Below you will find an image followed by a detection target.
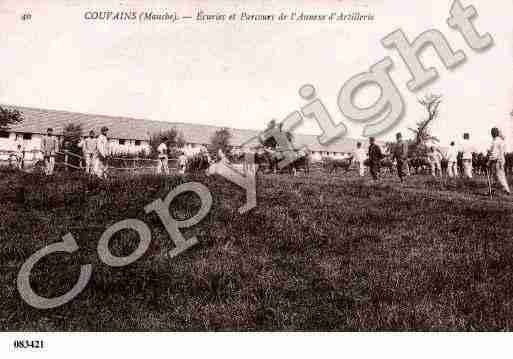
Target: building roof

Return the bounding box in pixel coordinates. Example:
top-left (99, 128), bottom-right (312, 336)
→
top-left (2, 105), bottom-right (374, 153)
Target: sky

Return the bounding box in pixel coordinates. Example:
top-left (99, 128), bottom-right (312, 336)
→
top-left (0, 0), bottom-right (512, 151)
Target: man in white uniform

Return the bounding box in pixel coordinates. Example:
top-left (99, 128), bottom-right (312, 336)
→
top-left (460, 133), bottom-right (476, 178)
top-left (79, 130), bottom-right (97, 174)
top-left (156, 137), bottom-right (169, 175)
top-left (178, 151), bottom-right (187, 175)
top-left (488, 127), bottom-right (510, 194)
top-left (14, 144), bottom-right (24, 170)
top-left (428, 147), bottom-right (443, 177)
top-left (353, 142), bottom-right (367, 177)
top-left (218, 148), bottom-right (229, 164)
top-left (446, 141), bottom-right (458, 178)
top-left (41, 127), bottom-right (59, 175)
top-left (95, 127), bottom-right (110, 179)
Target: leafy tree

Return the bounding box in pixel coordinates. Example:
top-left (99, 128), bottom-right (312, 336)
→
top-left (209, 127), bottom-right (232, 159)
top-left (63, 123), bottom-right (82, 153)
top-left (0, 106), bottom-right (22, 131)
top-left (63, 123), bottom-right (83, 168)
top-left (261, 119), bottom-right (294, 149)
top-left (149, 128), bottom-right (185, 158)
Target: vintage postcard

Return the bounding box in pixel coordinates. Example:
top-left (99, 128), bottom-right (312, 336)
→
top-left (1, 0), bottom-right (512, 357)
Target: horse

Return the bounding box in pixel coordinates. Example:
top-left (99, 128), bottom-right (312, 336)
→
top-left (408, 157), bottom-right (431, 175)
top-left (380, 156), bottom-right (395, 175)
top-left (323, 156), bottom-right (353, 174)
top-left (260, 148), bottom-right (310, 176)
top-left (472, 152), bottom-right (488, 176)
top-left (184, 152), bottom-right (211, 173)
top-left (505, 152), bottom-right (513, 175)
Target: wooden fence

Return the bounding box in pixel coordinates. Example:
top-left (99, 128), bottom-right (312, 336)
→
top-left (0, 149), bottom-right (179, 175)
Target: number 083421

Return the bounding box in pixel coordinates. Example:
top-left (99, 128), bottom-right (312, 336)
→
top-left (13, 340), bottom-right (44, 349)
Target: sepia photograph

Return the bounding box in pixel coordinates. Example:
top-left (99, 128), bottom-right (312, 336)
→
top-left (1, 0), bottom-right (513, 357)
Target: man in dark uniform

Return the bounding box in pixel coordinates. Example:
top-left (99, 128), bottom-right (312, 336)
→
top-left (368, 137), bottom-right (383, 181)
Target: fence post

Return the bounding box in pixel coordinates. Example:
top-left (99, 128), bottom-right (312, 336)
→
top-left (64, 150), bottom-right (69, 172)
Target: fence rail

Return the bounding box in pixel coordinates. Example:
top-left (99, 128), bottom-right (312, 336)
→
top-left (0, 149), bottom-right (180, 174)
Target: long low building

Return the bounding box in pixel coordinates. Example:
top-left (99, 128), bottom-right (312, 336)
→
top-left (0, 105), bottom-right (372, 162)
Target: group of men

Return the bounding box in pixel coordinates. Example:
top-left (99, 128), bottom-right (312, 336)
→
top-left (77, 127), bottom-right (110, 178)
top-left (42, 129), bottom-right (198, 177)
top-left (38, 126), bottom-right (110, 177)
top-left (352, 128), bottom-right (511, 195)
top-left (19, 124), bottom-right (513, 195)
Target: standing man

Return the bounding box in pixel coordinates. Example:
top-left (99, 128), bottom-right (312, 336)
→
top-left (460, 133), bottom-right (475, 178)
top-left (392, 132), bottom-right (408, 182)
top-left (156, 136), bottom-right (170, 175)
top-left (79, 130), bottom-right (97, 174)
top-left (218, 147), bottom-right (229, 164)
top-left (446, 141), bottom-right (458, 178)
top-left (488, 127), bottom-right (510, 194)
top-left (428, 147), bottom-right (443, 177)
top-left (353, 142), bottom-right (367, 177)
top-left (178, 151), bottom-right (187, 175)
top-left (14, 143), bottom-right (24, 170)
top-left (41, 127), bottom-right (59, 175)
top-left (95, 126), bottom-right (110, 179)
top-left (368, 137), bottom-right (383, 181)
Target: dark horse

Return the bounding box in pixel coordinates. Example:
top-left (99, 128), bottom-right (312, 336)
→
top-left (323, 156), bottom-right (353, 174)
top-left (408, 157), bottom-right (430, 175)
top-left (185, 152), bottom-right (211, 173)
top-left (259, 148), bottom-right (310, 175)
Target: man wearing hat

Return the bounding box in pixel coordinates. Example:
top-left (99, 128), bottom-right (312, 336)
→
top-left (178, 150), bottom-right (187, 175)
top-left (353, 142), bottom-right (367, 177)
top-left (460, 132), bottom-right (476, 178)
top-left (427, 146), bottom-right (443, 177)
top-left (446, 141), bottom-right (458, 178)
top-left (95, 126), bottom-right (110, 178)
top-left (488, 127), bottom-right (510, 194)
top-left (368, 137), bottom-right (383, 181)
top-left (14, 143), bottom-right (24, 170)
top-left (41, 127), bottom-right (59, 175)
top-left (392, 132), bottom-right (409, 182)
top-left (156, 136), bottom-right (170, 175)
top-left (79, 130), bottom-right (98, 174)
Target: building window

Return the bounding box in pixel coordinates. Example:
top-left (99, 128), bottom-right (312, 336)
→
top-left (119, 139), bottom-right (126, 145)
top-left (135, 140), bottom-right (141, 146)
top-left (23, 133), bottom-right (32, 140)
top-left (0, 131), bottom-right (9, 138)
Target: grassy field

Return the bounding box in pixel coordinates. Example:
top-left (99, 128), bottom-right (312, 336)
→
top-left (1, 167), bottom-right (513, 331)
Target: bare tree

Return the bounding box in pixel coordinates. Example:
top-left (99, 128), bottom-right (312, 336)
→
top-left (409, 94), bottom-right (442, 147)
